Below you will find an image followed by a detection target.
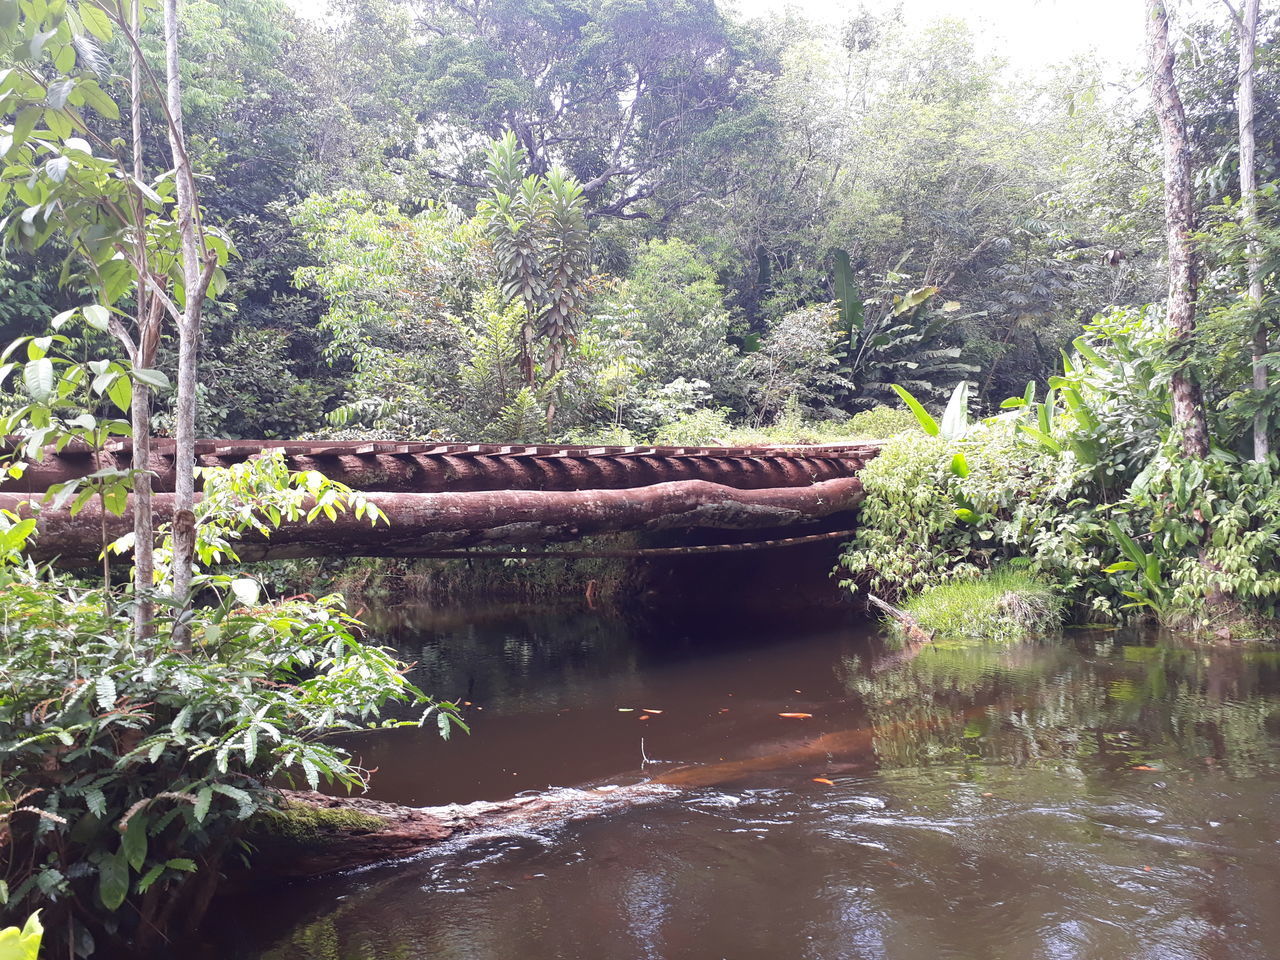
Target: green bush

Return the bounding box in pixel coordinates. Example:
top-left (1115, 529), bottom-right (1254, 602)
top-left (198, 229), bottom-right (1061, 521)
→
top-left (650, 407), bottom-right (735, 445)
top-left (0, 573), bottom-right (459, 954)
top-left (844, 405), bottom-right (919, 438)
top-left (843, 307), bottom-right (1280, 626)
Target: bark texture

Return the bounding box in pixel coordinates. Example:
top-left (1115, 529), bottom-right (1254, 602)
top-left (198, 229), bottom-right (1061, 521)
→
top-left (0, 444), bottom-right (873, 495)
top-left (1238, 0), bottom-right (1266, 459)
top-left (1146, 0), bottom-right (1210, 459)
top-left (163, 0), bottom-right (218, 641)
top-left (1, 476), bottom-right (865, 565)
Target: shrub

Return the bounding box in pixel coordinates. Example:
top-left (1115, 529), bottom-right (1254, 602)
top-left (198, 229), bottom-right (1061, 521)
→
top-left (651, 407), bottom-right (734, 445)
top-left (0, 572), bottom-right (459, 954)
top-left (845, 405), bottom-right (918, 438)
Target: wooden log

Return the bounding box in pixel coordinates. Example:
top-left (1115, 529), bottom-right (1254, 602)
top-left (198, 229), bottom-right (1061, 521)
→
top-left (0, 448), bottom-right (871, 495)
top-left (867, 594), bottom-right (934, 646)
top-left (0, 477), bottom-right (864, 565)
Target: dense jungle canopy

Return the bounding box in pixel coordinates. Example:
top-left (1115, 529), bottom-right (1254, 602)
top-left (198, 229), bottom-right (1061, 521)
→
top-left (4, 0), bottom-right (1274, 446)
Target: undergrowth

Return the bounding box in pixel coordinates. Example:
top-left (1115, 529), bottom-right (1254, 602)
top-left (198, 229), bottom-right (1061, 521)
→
top-left (900, 570), bottom-right (1063, 644)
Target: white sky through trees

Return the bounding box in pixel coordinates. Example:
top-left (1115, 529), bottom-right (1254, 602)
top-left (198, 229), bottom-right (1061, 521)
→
top-left (730, 0), bottom-right (1146, 75)
top-left (286, 0), bottom-right (1224, 81)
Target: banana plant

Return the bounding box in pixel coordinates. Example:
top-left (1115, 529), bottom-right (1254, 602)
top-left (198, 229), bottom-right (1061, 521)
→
top-left (1104, 520), bottom-right (1174, 617)
top-left (890, 382), bottom-right (991, 528)
top-left (891, 380), bottom-right (972, 440)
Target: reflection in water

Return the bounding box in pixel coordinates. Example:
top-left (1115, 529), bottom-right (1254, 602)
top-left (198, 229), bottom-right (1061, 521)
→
top-left (213, 607), bottom-right (1280, 960)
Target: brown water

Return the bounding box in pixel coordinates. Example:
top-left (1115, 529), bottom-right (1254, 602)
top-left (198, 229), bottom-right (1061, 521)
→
top-left (213, 604), bottom-right (1280, 960)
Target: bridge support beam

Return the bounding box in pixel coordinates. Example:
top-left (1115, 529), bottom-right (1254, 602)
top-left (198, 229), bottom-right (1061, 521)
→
top-left (0, 477), bottom-right (864, 565)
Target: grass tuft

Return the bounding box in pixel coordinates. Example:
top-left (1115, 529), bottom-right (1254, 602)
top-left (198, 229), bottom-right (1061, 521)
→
top-left (898, 569), bottom-right (1063, 644)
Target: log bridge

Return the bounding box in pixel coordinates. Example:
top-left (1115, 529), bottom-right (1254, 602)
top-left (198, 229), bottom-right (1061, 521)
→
top-left (0, 439), bottom-right (881, 565)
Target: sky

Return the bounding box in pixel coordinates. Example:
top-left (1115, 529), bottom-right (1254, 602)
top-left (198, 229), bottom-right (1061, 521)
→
top-left (727, 0), bottom-right (1151, 76)
top-left (284, 0), bottom-right (1224, 81)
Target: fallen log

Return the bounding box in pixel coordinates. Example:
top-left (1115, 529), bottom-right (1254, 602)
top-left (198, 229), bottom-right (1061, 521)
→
top-left (0, 476), bottom-right (864, 565)
top-left (254, 700), bottom-right (991, 878)
top-left (867, 594), bottom-right (935, 647)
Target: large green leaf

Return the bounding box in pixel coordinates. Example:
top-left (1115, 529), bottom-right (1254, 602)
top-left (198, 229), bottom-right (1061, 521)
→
top-left (97, 848), bottom-right (129, 911)
top-left (890, 384), bottom-right (939, 436)
top-left (0, 910), bottom-right (43, 960)
top-left (832, 248), bottom-right (863, 334)
top-left (22, 358), bottom-right (54, 403)
top-left (939, 380), bottom-right (970, 440)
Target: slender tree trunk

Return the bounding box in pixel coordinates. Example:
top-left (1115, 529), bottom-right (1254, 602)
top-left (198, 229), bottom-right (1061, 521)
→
top-left (1238, 0), bottom-right (1266, 459)
top-left (129, 0), bottom-right (156, 638)
top-left (1146, 0), bottom-right (1211, 459)
top-left (163, 0), bottom-right (215, 644)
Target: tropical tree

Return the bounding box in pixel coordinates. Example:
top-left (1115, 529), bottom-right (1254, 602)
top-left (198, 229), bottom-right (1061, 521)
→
top-left (0, 0), bottom-right (230, 635)
top-left (477, 132), bottom-right (592, 420)
top-left (1145, 0), bottom-right (1211, 460)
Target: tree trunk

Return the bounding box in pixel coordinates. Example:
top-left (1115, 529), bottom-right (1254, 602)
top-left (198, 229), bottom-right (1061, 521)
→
top-left (1, 477), bottom-right (866, 565)
top-left (128, 0), bottom-right (156, 638)
top-left (0, 442), bottom-right (875, 495)
top-left (1146, 0), bottom-right (1210, 460)
top-left (1238, 0), bottom-right (1266, 459)
top-left (163, 0), bottom-right (215, 644)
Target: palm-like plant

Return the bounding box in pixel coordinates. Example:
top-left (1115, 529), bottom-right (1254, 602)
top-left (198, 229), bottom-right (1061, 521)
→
top-left (831, 249), bottom-right (975, 410)
top-left (477, 133), bottom-right (593, 419)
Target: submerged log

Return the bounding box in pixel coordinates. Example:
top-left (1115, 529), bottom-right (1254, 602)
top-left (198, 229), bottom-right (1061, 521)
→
top-left (255, 700), bottom-right (990, 879)
top-left (0, 476), bottom-right (864, 565)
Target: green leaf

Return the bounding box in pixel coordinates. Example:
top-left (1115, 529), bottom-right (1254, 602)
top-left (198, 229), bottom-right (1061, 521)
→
top-left (102, 483), bottom-right (127, 516)
top-left (78, 80), bottom-right (118, 120)
top-left (832, 248), bottom-right (863, 334)
top-left (1103, 561), bottom-right (1138, 573)
top-left (23, 357), bottom-right (54, 403)
top-left (1072, 336), bottom-right (1102, 365)
top-left (890, 384), bottom-right (939, 436)
top-left (1017, 424), bottom-right (1062, 454)
top-left (1108, 520), bottom-right (1148, 568)
top-left (10, 106), bottom-right (40, 153)
top-left (939, 381), bottom-right (970, 440)
top-left (107, 372), bottom-right (131, 412)
top-left (230, 578), bottom-right (259, 606)
top-left (949, 452), bottom-right (969, 478)
top-left (136, 864), bottom-right (165, 894)
top-left (83, 304), bottom-right (110, 331)
top-left (122, 817), bottom-right (147, 872)
top-left (0, 909), bottom-right (42, 960)
top-left (45, 77), bottom-right (73, 109)
top-left (132, 367), bottom-right (169, 390)
top-left (892, 285), bottom-right (938, 316)
top-left (80, 2), bottom-right (114, 40)
top-left (97, 848), bottom-right (129, 911)
top-left (193, 786), bottom-right (213, 823)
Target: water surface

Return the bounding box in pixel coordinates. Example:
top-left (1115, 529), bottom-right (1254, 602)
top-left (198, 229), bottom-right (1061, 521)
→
top-left (216, 605), bottom-right (1280, 960)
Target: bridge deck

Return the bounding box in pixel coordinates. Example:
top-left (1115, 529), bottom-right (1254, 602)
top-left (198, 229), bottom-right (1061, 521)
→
top-left (1, 439), bottom-right (882, 495)
top-left (0, 439), bottom-right (882, 564)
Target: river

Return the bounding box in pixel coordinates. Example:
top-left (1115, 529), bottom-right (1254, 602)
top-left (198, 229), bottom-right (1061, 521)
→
top-left (211, 601), bottom-right (1280, 960)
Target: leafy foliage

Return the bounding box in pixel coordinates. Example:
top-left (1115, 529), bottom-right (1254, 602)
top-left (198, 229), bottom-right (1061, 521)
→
top-left (0, 570), bottom-right (459, 952)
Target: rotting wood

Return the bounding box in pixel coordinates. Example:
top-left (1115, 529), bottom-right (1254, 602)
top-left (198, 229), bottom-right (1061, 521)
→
top-left (0, 476), bottom-right (865, 565)
top-left (257, 700), bottom-right (992, 879)
top-left (867, 594), bottom-right (934, 646)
